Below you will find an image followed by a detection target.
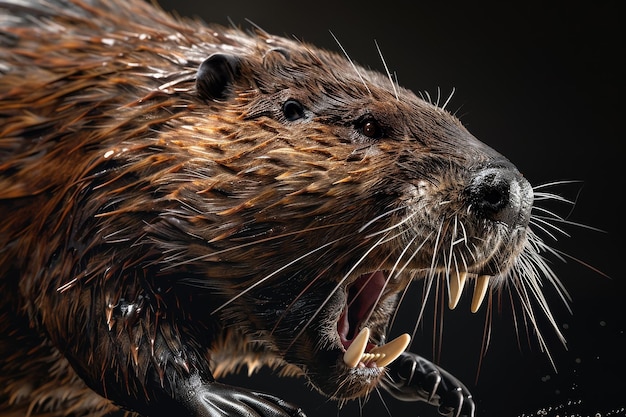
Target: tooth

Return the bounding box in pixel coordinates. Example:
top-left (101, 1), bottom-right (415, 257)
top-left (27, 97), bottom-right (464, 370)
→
top-left (448, 271), bottom-right (468, 310)
top-left (343, 327), bottom-right (370, 368)
top-left (361, 353), bottom-right (372, 362)
top-left (361, 353), bottom-right (384, 363)
top-left (471, 275), bottom-right (490, 313)
top-left (370, 333), bottom-right (411, 368)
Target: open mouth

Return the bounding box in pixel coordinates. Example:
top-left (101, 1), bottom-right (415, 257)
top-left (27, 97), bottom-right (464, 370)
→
top-left (337, 271), bottom-right (410, 369)
top-left (337, 270), bottom-right (493, 369)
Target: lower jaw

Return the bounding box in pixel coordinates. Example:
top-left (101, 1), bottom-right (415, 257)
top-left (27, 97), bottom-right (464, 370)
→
top-left (306, 334), bottom-right (403, 401)
top-left (310, 365), bottom-right (385, 401)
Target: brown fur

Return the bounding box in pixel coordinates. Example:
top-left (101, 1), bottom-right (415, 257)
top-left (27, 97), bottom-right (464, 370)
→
top-left (0, 0), bottom-right (564, 416)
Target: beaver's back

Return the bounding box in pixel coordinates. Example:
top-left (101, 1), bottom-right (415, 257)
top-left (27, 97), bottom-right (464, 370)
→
top-left (0, 0), bottom-right (252, 255)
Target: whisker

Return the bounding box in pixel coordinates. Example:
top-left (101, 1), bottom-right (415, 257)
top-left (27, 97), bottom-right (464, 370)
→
top-left (532, 180), bottom-right (584, 190)
top-left (164, 222), bottom-right (350, 270)
top-left (441, 86), bottom-right (456, 111)
top-left (375, 386), bottom-right (393, 417)
top-left (389, 232), bottom-right (433, 281)
top-left (330, 31), bottom-right (371, 96)
top-left (529, 217), bottom-right (567, 241)
top-left (387, 278), bottom-right (413, 338)
top-left (358, 205), bottom-right (407, 234)
top-left (405, 264), bottom-right (436, 352)
top-left (274, 218), bottom-right (420, 340)
top-left (434, 267), bottom-right (445, 362)
top-left (510, 270), bottom-right (560, 370)
top-left (546, 246), bottom-right (611, 280)
top-left (532, 192), bottom-right (575, 205)
top-left (407, 220), bottom-right (443, 355)
top-left (353, 252), bottom-right (395, 327)
top-left (475, 290), bottom-right (493, 384)
top-left (286, 233), bottom-right (391, 354)
top-left (505, 284), bottom-right (526, 353)
top-left (384, 231), bottom-right (434, 332)
top-left (532, 214), bottom-right (606, 234)
top-left (531, 205), bottom-right (567, 220)
top-left (421, 90), bottom-right (432, 105)
top-left (210, 236), bottom-right (347, 315)
top-left (374, 40), bottom-right (399, 101)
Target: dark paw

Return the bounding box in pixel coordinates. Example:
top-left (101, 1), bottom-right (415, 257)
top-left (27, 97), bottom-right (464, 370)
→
top-left (178, 374), bottom-right (306, 417)
top-left (381, 352), bottom-right (475, 417)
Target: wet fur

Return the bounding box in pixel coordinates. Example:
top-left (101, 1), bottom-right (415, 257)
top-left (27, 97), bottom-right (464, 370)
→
top-left (0, 0), bottom-right (568, 416)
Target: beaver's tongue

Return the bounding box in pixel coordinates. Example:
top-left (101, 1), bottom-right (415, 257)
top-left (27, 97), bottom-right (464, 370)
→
top-left (338, 271), bottom-right (410, 368)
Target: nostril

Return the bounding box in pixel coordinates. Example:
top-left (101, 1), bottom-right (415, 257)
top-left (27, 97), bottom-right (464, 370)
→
top-left (475, 178), bottom-right (510, 214)
top-left (466, 166), bottom-right (530, 226)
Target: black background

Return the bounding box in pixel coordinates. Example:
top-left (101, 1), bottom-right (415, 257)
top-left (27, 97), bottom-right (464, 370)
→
top-left (156, 2), bottom-right (624, 416)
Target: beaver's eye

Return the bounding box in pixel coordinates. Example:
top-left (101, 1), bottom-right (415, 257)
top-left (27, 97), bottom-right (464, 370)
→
top-left (282, 99), bottom-right (305, 121)
top-left (359, 118), bottom-right (383, 139)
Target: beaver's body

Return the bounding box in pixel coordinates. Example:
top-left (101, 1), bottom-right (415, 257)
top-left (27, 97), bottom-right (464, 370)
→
top-left (0, 1), bottom-right (565, 416)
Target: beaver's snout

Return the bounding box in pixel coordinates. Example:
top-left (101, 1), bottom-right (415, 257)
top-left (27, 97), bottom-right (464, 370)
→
top-left (467, 161), bottom-right (533, 228)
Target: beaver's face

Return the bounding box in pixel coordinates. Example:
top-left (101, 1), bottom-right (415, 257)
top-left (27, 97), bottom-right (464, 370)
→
top-left (139, 35), bottom-right (556, 401)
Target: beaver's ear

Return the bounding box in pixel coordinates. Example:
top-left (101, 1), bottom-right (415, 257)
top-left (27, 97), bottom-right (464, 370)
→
top-left (196, 53), bottom-right (241, 101)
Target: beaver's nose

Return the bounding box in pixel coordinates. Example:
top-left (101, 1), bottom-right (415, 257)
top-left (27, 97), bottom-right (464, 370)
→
top-left (466, 162), bottom-right (533, 228)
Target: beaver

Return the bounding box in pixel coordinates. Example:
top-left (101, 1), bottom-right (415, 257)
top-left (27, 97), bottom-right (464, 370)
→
top-left (0, 0), bottom-right (569, 416)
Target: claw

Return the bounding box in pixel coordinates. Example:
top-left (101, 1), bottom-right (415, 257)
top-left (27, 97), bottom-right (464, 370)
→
top-left (175, 374), bottom-right (308, 417)
top-left (382, 352), bottom-right (475, 417)
top-left (425, 371), bottom-right (442, 403)
top-left (254, 393), bottom-right (307, 417)
top-left (464, 396), bottom-right (476, 417)
top-left (396, 355), bottom-right (417, 382)
top-left (439, 387), bottom-right (463, 417)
